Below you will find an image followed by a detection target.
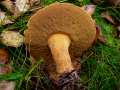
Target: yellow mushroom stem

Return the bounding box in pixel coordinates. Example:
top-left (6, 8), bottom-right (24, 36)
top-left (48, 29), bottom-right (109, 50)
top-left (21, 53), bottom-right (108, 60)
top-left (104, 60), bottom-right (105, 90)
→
top-left (48, 33), bottom-right (74, 74)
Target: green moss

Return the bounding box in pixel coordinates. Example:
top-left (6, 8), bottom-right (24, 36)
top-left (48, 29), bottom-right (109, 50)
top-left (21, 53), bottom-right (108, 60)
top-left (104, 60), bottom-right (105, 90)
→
top-left (80, 4), bottom-right (120, 90)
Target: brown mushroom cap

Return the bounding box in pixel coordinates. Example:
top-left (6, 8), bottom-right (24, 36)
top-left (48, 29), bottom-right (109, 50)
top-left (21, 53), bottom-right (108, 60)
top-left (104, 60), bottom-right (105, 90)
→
top-left (25, 3), bottom-right (96, 80)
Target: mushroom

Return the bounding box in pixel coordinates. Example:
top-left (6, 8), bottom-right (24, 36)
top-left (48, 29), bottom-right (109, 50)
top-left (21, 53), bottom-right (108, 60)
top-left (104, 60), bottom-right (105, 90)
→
top-left (25, 3), bottom-right (96, 89)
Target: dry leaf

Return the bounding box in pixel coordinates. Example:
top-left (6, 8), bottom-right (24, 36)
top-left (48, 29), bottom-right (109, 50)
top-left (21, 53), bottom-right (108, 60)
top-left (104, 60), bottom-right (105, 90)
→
top-left (0, 11), bottom-right (13, 25)
top-left (116, 25), bottom-right (120, 38)
top-left (1, 0), bottom-right (20, 16)
top-left (82, 5), bottom-right (96, 15)
top-left (0, 48), bottom-right (12, 74)
top-left (96, 25), bottom-right (107, 43)
top-left (101, 11), bottom-right (115, 24)
top-left (15, 0), bottom-right (31, 12)
top-left (28, 0), bottom-right (41, 7)
top-left (1, 0), bottom-right (15, 13)
top-left (0, 65), bottom-right (12, 75)
top-left (0, 48), bottom-right (14, 90)
top-left (16, 0), bottom-right (40, 12)
top-left (97, 35), bottom-right (107, 43)
top-left (0, 48), bottom-right (9, 64)
top-left (92, 0), bottom-right (104, 4)
top-left (1, 31), bottom-right (24, 47)
top-left (108, 0), bottom-right (120, 6)
top-left (1, 0), bottom-right (40, 16)
top-left (0, 81), bottom-right (15, 90)
top-left (92, 0), bottom-right (120, 6)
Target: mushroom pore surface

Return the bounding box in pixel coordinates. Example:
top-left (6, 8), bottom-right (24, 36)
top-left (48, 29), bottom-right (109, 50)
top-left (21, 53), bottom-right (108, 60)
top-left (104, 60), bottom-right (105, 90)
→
top-left (25, 3), bottom-right (96, 80)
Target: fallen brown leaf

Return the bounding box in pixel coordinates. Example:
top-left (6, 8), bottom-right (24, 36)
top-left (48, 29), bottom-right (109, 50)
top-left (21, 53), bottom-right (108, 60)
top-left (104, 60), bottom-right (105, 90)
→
top-left (101, 11), bottom-right (115, 24)
top-left (92, 0), bottom-right (104, 4)
top-left (0, 48), bottom-right (12, 74)
top-left (1, 0), bottom-right (15, 13)
top-left (97, 35), bottom-right (107, 43)
top-left (108, 0), bottom-right (120, 6)
top-left (15, 0), bottom-right (31, 12)
top-left (1, 0), bottom-right (40, 16)
top-left (1, 31), bottom-right (24, 47)
top-left (0, 48), bottom-right (14, 90)
top-left (0, 81), bottom-right (15, 90)
top-left (96, 25), bottom-right (107, 43)
top-left (0, 65), bottom-right (12, 75)
top-left (0, 48), bottom-right (9, 64)
top-left (92, 0), bottom-right (120, 6)
top-left (16, 0), bottom-right (40, 12)
top-left (0, 11), bottom-right (13, 25)
top-left (116, 25), bottom-right (120, 38)
top-left (82, 4), bottom-right (96, 15)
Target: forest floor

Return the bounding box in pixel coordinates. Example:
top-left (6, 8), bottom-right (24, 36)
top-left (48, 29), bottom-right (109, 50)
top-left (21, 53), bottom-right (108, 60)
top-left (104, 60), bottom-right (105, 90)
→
top-left (0, 0), bottom-right (120, 90)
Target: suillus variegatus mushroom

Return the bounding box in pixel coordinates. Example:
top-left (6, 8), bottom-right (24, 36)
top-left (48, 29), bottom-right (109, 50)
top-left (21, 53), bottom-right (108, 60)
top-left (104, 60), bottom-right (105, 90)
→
top-left (25, 3), bottom-right (96, 89)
